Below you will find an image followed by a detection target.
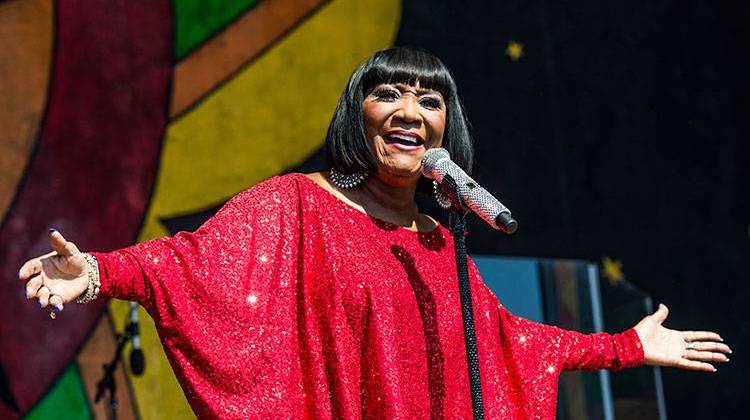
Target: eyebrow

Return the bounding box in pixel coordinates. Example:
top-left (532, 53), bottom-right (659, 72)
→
top-left (390, 83), bottom-right (443, 96)
top-left (370, 82), bottom-right (444, 100)
top-left (367, 83), bottom-right (445, 101)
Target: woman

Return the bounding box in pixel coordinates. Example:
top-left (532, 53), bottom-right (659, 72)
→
top-left (19, 48), bottom-right (730, 419)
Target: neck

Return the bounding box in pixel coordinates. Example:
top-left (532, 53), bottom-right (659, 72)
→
top-left (358, 173), bottom-right (420, 223)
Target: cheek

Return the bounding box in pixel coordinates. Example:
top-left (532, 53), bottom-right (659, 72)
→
top-left (362, 104), bottom-right (393, 158)
top-left (363, 103), bottom-right (387, 137)
top-left (363, 108), bottom-right (376, 136)
top-left (430, 113), bottom-right (447, 146)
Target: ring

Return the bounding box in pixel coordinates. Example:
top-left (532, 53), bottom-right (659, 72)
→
top-left (686, 344), bottom-right (695, 351)
top-left (48, 294), bottom-right (63, 319)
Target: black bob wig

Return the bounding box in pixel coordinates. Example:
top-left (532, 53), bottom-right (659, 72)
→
top-left (325, 47), bottom-right (474, 179)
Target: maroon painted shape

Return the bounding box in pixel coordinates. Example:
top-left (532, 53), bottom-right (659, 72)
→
top-left (0, 0), bottom-right (172, 413)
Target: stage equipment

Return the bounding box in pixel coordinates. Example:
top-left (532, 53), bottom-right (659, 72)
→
top-left (422, 148), bottom-right (518, 420)
top-left (94, 302), bottom-right (146, 419)
top-left (129, 302), bottom-right (145, 376)
top-left (422, 148), bottom-right (517, 234)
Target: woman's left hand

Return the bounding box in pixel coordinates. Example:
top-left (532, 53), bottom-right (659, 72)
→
top-left (633, 304), bottom-right (731, 372)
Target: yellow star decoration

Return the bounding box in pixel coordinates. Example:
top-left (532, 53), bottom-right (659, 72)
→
top-left (506, 41), bottom-right (524, 61)
top-left (601, 257), bottom-right (625, 285)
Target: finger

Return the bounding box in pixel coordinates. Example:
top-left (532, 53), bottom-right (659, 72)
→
top-left (49, 294), bottom-right (64, 311)
top-left (37, 286), bottom-right (51, 308)
top-left (25, 275), bottom-right (43, 299)
top-left (688, 341), bottom-right (732, 354)
top-left (18, 252), bottom-right (55, 281)
top-left (685, 350), bottom-right (730, 363)
top-left (683, 330), bottom-right (723, 342)
top-left (48, 229), bottom-right (80, 257)
top-left (48, 295), bottom-right (64, 319)
top-left (652, 303), bottom-right (669, 324)
top-left (676, 358), bottom-right (717, 372)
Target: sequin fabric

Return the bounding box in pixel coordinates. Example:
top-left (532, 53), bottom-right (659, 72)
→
top-left (93, 173), bottom-right (644, 419)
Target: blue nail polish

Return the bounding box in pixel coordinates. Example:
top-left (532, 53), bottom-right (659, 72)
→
top-left (52, 306), bottom-right (60, 313)
top-left (24, 290), bottom-right (28, 299)
top-left (48, 227), bottom-right (57, 234)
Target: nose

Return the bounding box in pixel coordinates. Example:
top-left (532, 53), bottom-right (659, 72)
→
top-left (395, 95), bottom-right (421, 124)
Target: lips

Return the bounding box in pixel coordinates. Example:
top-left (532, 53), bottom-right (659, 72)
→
top-left (383, 131), bottom-right (425, 151)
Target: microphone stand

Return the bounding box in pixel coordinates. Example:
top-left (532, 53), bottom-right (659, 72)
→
top-left (440, 176), bottom-right (485, 420)
top-left (94, 312), bottom-right (139, 420)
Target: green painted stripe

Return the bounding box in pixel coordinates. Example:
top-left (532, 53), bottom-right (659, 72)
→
top-left (174, 0), bottom-right (261, 59)
top-left (24, 365), bottom-right (90, 420)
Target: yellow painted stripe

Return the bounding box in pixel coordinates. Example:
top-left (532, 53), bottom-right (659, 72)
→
top-left (143, 0), bottom-right (401, 241)
top-left (112, 1), bottom-right (401, 418)
top-left (171, 0), bottom-right (328, 117)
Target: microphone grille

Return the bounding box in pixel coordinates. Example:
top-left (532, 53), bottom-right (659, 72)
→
top-left (421, 148), bottom-right (450, 178)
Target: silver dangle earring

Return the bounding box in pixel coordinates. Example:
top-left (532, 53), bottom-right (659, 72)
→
top-left (329, 167), bottom-right (367, 189)
top-left (433, 180), bottom-right (452, 209)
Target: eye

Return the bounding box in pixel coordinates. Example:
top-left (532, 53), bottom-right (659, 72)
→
top-left (420, 97), bottom-right (443, 110)
top-left (371, 87), bottom-right (399, 101)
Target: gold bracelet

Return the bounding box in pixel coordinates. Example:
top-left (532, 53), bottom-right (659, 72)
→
top-left (76, 253), bottom-right (101, 304)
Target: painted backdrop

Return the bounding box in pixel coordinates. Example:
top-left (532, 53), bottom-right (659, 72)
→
top-left (0, 0), bottom-right (399, 418)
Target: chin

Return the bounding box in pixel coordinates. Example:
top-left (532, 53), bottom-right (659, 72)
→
top-left (376, 165), bottom-right (422, 185)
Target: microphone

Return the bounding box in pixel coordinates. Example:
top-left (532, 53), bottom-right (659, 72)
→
top-left (128, 302), bottom-right (145, 376)
top-left (422, 148), bottom-right (518, 234)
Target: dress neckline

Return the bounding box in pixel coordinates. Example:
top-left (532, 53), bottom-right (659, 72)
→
top-left (291, 173), bottom-right (443, 235)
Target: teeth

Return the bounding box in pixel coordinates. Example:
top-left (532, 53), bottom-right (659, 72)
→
top-left (388, 134), bottom-right (420, 144)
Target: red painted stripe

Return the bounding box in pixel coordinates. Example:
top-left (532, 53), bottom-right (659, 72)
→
top-left (0, 0), bottom-right (172, 413)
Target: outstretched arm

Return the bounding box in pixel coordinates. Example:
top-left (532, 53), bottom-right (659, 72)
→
top-left (475, 268), bottom-right (731, 373)
top-left (19, 175), bottom-right (304, 319)
top-left (634, 304), bottom-right (731, 372)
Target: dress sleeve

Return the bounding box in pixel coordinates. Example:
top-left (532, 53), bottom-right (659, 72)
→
top-left (470, 261), bottom-right (645, 372)
top-left (497, 306), bottom-right (645, 371)
top-left (88, 175), bottom-right (313, 416)
top-left (90, 175), bottom-right (301, 318)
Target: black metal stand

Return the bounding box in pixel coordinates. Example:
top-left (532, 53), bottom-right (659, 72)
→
top-left (441, 179), bottom-right (485, 420)
top-left (94, 317), bottom-right (138, 420)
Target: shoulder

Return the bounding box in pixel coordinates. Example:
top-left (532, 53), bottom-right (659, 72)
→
top-left (228, 173), bottom-right (311, 210)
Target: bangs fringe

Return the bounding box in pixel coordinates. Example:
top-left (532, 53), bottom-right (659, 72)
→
top-left (362, 48), bottom-right (455, 98)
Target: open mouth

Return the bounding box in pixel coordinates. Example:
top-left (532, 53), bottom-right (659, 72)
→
top-left (383, 132), bottom-right (425, 150)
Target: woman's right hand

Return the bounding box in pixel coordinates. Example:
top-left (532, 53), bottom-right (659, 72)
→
top-left (19, 229), bottom-right (90, 317)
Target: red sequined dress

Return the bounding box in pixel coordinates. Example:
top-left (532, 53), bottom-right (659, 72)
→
top-left (93, 173), bottom-right (643, 419)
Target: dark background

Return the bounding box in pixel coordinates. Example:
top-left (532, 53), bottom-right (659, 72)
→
top-left (394, 1), bottom-right (749, 418)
